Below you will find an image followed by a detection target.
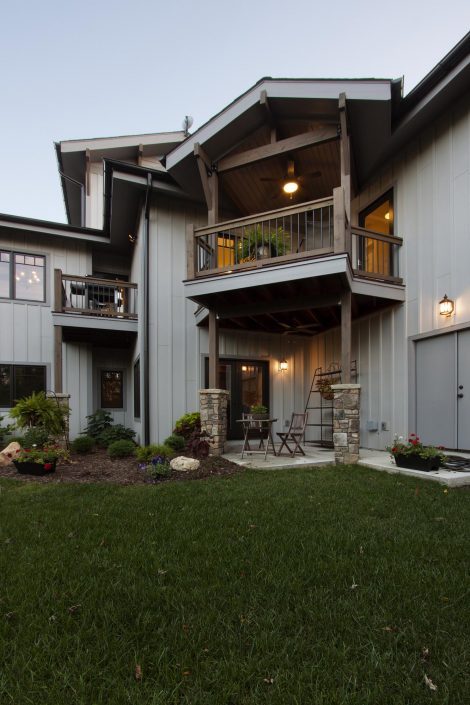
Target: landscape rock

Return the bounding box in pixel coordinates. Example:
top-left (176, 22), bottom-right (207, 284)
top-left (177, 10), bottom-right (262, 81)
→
top-left (170, 456), bottom-right (200, 472)
top-left (0, 442), bottom-right (22, 467)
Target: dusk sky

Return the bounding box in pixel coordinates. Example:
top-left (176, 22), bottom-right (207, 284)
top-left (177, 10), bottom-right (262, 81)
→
top-left (1, 0), bottom-right (469, 223)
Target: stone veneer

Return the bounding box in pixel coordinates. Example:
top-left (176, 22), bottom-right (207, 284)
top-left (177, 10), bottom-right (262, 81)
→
top-left (331, 384), bottom-right (361, 465)
top-left (199, 389), bottom-right (229, 456)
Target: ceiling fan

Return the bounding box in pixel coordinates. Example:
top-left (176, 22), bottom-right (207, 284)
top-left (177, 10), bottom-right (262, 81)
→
top-left (277, 320), bottom-right (322, 336)
top-left (260, 158), bottom-right (321, 197)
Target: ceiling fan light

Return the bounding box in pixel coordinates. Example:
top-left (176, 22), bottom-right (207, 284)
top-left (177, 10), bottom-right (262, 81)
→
top-left (283, 181), bottom-right (299, 194)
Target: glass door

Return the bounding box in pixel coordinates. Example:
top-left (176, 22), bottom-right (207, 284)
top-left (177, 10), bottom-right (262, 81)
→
top-left (204, 358), bottom-right (269, 439)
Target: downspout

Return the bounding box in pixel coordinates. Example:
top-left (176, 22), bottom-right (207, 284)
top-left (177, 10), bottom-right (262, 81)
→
top-left (142, 173), bottom-right (152, 445)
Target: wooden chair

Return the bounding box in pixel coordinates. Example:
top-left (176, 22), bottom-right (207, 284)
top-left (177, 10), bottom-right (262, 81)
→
top-left (276, 413), bottom-right (308, 456)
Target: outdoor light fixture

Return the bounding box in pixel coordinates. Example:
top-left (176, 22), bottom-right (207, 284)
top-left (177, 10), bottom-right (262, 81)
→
top-left (128, 233), bottom-right (137, 244)
top-left (283, 181), bottom-right (299, 195)
top-left (279, 359), bottom-right (288, 372)
top-left (439, 294), bottom-right (454, 317)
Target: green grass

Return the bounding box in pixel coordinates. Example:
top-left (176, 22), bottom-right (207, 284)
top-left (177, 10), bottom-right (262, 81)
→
top-left (0, 467), bottom-right (469, 704)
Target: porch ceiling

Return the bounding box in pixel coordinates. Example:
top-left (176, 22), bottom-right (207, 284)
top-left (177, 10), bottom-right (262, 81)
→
top-left (193, 274), bottom-right (403, 336)
top-left (62, 326), bottom-right (137, 348)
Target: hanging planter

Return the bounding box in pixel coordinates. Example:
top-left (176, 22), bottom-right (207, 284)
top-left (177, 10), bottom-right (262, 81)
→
top-left (316, 377), bottom-right (341, 401)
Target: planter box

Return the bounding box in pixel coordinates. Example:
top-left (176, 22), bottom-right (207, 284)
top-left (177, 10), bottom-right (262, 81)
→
top-left (13, 460), bottom-right (57, 476)
top-left (393, 454), bottom-right (441, 472)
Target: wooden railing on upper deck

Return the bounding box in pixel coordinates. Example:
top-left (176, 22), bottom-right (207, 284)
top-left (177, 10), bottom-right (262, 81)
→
top-left (54, 270), bottom-right (138, 319)
top-left (187, 197), bottom-right (335, 278)
top-left (351, 227), bottom-right (403, 282)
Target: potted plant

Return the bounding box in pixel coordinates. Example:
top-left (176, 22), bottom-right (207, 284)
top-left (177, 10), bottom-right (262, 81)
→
top-left (386, 434), bottom-right (445, 471)
top-left (239, 225), bottom-right (289, 262)
top-left (250, 403), bottom-right (269, 420)
top-left (12, 444), bottom-right (68, 476)
top-left (316, 376), bottom-right (341, 401)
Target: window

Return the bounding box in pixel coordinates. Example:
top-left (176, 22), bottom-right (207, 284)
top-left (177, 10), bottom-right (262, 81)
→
top-left (358, 190), bottom-right (394, 275)
top-left (0, 365), bottom-right (46, 407)
top-left (101, 370), bottom-right (123, 409)
top-left (133, 359), bottom-right (140, 419)
top-left (0, 250), bottom-right (45, 302)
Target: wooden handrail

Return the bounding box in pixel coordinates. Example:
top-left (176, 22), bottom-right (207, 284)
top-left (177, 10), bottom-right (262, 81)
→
top-left (60, 274), bottom-right (137, 288)
top-left (351, 227), bottom-right (403, 246)
top-left (194, 196), bottom-right (334, 236)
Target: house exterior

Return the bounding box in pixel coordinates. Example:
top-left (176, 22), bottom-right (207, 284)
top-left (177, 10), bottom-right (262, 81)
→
top-left (1, 33), bottom-right (469, 452)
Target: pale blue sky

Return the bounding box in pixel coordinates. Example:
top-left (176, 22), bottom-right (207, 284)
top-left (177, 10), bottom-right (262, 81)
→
top-left (1, 0), bottom-right (469, 223)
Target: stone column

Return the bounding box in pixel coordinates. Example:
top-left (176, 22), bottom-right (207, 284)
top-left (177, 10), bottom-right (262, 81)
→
top-left (331, 384), bottom-right (361, 465)
top-left (199, 389), bottom-right (229, 456)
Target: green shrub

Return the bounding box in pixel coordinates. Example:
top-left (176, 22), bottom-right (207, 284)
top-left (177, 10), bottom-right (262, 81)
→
top-left (107, 439), bottom-right (136, 458)
top-left (164, 434), bottom-right (185, 451)
top-left (173, 412), bottom-right (200, 441)
top-left (71, 435), bottom-right (95, 454)
top-left (135, 444), bottom-right (173, 463)
top-left (82, 409), bottom-right (113, 439)
top-left (97, 424), bottom-right (136, 448)
top-left (9, 391), bottom-right (69, 435)
top-left (22, 427), bottom-right (51, 449)
top-left (146, 457), bottom-right (172, 479)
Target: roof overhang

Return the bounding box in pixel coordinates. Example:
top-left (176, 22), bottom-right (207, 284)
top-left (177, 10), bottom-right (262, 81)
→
top-left (165, 78), bottom-right (394, 200)
top-left (56, 131), bottom-right (186, 226)
top-left (0, 212), bottom-right (108, 245)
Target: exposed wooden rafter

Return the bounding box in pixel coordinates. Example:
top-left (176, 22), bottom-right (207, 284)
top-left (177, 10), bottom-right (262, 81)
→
top-left (260, 90), bottom-right (277, 143)
top-left (216, 293), bottom-right (341, 320)
top-left (217, 126), bottom-right (338, 174)
top-left (194, 143), bottom-right (219, 224)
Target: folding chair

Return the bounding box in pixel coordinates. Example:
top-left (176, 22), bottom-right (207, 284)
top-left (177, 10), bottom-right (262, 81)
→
top-left (276, 412), bottom-right (308, 456)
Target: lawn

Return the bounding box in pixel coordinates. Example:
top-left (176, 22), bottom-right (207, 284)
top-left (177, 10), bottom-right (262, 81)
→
top-left (1, 466), bottom-right (469, 704)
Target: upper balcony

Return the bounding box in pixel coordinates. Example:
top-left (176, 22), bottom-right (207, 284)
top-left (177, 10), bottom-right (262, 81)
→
top-left (186, 194), bottom-right (403, 294)
top-left (52, 270), bottom-right (138, 341)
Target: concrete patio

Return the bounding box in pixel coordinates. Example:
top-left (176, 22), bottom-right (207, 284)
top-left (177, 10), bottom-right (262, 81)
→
top-left (223, 442), bottom-right (470, 487)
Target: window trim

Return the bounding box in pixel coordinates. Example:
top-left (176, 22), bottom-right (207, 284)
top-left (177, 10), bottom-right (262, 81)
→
top-left (0, 364), bottom-right (47, 408)
top-left (133, 358), bottom-right (141, 419)
top-left (0, 249), bottom-right (46, 303)
top-left (100, 369), bottom-right (125, 410)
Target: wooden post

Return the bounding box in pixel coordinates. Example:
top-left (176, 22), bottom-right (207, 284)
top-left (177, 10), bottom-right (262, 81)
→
top-left (333, 187), bottom-right (346, 253)
top-left (341, 290), bottom-right (352, 384)
top-left (208, 171), bottom-right (219, 226)
top-left (339, 93), bottom-right (351, 222)
top-left (54, 269), bottom-right (63, 313)
top-left (186, 223), bottom-right (195, 279)
top-left (54, 325), bottom-right (63, 393)
top-left (208, 310), bottom-right (219, 388)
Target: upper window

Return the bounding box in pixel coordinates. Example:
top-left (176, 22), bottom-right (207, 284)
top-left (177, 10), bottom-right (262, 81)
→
top-left (359, 190), bottom-right (394, 235)
top-left (0, 251), bottom-right (46, 302)
top-left (0, 365), bottom-right (46, 408)
top-left (101, 370), bottom-right (124, 409)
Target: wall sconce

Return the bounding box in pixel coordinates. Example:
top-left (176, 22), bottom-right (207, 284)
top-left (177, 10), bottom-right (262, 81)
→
top-left (439, 294), bottom-right (454, 317)
top-left (279, 359), bottom-right (288, 372)
top-left (128, 233), bottom-right (137, 244)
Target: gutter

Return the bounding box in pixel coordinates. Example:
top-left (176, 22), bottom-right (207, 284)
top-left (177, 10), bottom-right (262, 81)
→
top-left (142, 172), bottom-right (152, 445)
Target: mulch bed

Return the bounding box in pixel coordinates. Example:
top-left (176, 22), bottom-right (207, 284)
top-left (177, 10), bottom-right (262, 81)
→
top-left (0, 449), bottom-right (243, 485)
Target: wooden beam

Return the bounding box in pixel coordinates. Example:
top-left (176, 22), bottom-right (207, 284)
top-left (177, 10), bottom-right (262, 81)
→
top-left (208, 310), bottom-right (219, 388)
top-left (194, 142), bottom-right (218, 224)
top-left (339, 93), bottom-right (352, 217)
top-left (194, 143), bottom-right (212, 169)
top-left (341, 290), bottom-right (352, 384)
top-left (208, 170), bottom-right (218, 225)
top-left (260, 90), bottom-right (276, 143)
top-left (217, 126), bottom-right (338, 174)
top-left (138, 143), bottom-right (143, 167)
top-left (85, 148), bottom-right (91, 197)
top-left (54, 325), bottom-right (63, 393)
top-left (216, 293), bottom-right (341, 320)
top-left (186, 223), bottom-right (195, 279)
top-left (333, 187), bottom-right (346, 254)
top-left (196, 153), bottom-right (212, 211)
top-left (54, 268), bottom-right (63, 313)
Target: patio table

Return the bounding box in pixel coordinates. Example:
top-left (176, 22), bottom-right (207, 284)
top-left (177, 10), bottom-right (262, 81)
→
top-left (237, 417), bottom-right (277, 460)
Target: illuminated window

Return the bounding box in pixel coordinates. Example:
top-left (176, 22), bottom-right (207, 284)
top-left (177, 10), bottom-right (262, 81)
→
top-left (359, 191), bottom-right (394, 275)
top-left (0, 250), bottom-right (45, 302)
top-left (217, 235), bottom-right (235, 267)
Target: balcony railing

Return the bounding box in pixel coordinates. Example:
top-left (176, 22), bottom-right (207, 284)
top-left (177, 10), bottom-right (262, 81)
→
top-left (54, 270), bottom-right (138, 319)
top-left (351, 227), bottom-right (403, 282)
top-left (188, 197), bottom-right (335, 277)
top-left (187, 196), bottom-right (403, 284)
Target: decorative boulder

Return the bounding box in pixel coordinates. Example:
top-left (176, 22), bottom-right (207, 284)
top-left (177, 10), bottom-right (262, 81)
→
top-left (170, 456), bottom-right (200, 472)
top-left (0, 442), bottom-right (22, 467)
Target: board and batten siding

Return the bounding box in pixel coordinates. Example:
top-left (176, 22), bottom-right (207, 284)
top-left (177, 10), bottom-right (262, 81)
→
top-left (343, 91), bottom-right (470, 449)
top-left (147, 197), bottom-right (206, 442)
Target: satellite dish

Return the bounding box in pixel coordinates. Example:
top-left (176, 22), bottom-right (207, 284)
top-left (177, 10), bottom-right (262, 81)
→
top-left (182, 115), bottom-right (194, 136)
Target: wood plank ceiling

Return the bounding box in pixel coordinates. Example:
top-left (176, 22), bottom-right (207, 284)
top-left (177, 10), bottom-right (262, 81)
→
top-left (219, 121), bottom-right (341, 216)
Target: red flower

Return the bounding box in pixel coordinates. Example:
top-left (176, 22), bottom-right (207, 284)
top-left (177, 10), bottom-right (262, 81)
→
top-left (409, 433), bottom-right (416, 438)
top-left (44, 463), bottom-right (53, 471)
top-left (392, 447), bottom-right (397, 453)
top-left (25, 449), bottom-right (31, 453)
